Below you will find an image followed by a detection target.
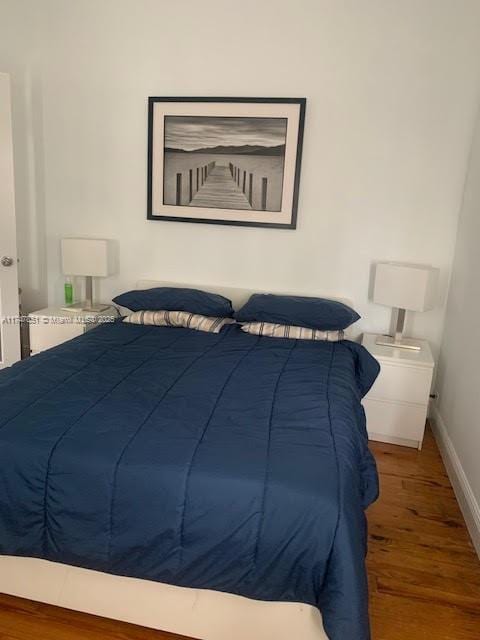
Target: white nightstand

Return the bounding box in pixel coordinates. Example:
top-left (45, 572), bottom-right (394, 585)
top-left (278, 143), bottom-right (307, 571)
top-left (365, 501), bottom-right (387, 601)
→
top-left (361, 333), bottom-right (435, 449)
top-left (29, 305), bottom-right (116, 355)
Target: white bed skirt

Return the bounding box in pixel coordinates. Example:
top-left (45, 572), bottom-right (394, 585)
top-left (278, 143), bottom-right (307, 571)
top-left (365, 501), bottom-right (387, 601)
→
top-left (0, 556), bottom-right (328, 640)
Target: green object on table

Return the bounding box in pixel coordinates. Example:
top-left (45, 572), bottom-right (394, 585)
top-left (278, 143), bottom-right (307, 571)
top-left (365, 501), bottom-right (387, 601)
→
top-left (64, 278), bottom-right (73, 305)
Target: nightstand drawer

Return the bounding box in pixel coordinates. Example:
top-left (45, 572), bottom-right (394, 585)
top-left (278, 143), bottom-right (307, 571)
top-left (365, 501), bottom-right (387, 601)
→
top-left (365, 362), bottom-right (432, 405)
top-left (363, 398), bottom-right (427, 447)
top-left (28, 306), bottom-right (115, 354)
top-left (30, 322), bottom-right (84, 352)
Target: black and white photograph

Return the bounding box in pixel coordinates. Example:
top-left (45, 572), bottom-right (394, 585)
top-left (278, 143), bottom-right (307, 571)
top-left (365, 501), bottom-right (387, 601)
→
top-left (163, 116), bottom-right (287, 212)
top-left (148, 98), bottom-right (305, 228)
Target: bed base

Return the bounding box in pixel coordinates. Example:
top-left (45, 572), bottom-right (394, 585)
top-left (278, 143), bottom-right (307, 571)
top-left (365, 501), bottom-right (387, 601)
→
top-left (0, 556), bottom-right (328, 640)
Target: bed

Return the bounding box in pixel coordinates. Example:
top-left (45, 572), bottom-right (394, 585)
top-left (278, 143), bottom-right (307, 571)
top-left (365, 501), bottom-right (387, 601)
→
top-left (0, 281), bottom-right (379, 640)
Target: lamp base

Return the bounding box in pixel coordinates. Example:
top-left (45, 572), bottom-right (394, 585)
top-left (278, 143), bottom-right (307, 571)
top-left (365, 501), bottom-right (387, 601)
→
top-left (375, 335), bottom-right (422, 351)
top-left (61, 302), bottom-right (111, 313)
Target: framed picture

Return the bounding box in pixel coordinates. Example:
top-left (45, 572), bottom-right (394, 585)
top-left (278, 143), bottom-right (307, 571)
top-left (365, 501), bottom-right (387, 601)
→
top-left (147, 97), bottom-right (306, 229)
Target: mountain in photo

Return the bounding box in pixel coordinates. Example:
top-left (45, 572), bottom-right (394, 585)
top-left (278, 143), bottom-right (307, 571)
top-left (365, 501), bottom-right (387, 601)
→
top-left (164, 144), bottom-right (286, 156)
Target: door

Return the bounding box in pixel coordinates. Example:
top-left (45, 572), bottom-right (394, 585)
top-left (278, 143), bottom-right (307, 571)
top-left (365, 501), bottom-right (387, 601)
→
top-left (0, 73), bottom-right (20, 368)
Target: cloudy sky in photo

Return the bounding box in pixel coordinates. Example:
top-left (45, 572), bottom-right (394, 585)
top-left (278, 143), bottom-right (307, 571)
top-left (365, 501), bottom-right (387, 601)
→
top-left (164, 116), bottom-right (287, 151)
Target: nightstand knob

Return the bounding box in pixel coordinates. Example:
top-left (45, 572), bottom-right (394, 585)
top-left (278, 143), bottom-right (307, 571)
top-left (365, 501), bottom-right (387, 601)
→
top-left (0, 256), bottom-right (14, 267)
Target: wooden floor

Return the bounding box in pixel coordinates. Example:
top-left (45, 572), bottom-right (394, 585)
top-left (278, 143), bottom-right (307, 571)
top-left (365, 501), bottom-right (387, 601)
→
top-left (0, 425), bottom-right (479, 639)
top-left (368, 426), bottom-right (480, 639)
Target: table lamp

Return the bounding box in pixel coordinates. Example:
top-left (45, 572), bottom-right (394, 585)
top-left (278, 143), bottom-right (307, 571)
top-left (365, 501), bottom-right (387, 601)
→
top-left (61, 238), bottom-right (114, 312)
top-left (372, 261), bottom-right (439, 351)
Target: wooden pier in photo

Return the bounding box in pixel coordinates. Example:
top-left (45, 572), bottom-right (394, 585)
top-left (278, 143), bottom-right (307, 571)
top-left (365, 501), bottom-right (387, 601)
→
top-left (188, 164), bottom-right (252, 210)
top-left (174, 160), bottom-right (269, 210)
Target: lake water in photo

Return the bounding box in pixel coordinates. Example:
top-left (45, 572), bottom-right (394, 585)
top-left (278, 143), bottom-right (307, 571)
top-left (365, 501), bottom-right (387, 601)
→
top-left (163, 151), bottom-right (285, 212)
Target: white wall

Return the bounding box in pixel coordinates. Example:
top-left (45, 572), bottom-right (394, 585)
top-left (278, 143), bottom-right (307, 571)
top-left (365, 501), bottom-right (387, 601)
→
top-left (2, 0), bottom-right (480, 354)
top-left (433, 102), bottom-right (480, 552)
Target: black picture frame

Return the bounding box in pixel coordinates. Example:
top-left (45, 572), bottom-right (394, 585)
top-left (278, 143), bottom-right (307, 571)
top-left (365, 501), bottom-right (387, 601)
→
top-left (147, 97), bottom-right (306, 229)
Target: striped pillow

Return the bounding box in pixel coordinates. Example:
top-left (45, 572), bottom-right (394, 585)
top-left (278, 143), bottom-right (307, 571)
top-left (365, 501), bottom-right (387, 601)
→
top-left (124, 310), bottom-right (234, 333)
top-left (240, 321), bottom-right (344, 341)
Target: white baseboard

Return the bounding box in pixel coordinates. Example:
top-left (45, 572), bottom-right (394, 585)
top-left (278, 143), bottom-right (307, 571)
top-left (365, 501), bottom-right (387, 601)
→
top-left (430, 404), bottom-right (480, 558)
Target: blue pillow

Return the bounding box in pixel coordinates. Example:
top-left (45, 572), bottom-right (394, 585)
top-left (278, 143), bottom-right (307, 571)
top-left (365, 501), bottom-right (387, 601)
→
top-left (235, 294), bottom-right (360, 330)
top-left (113, 287), bottom-right (234, 317)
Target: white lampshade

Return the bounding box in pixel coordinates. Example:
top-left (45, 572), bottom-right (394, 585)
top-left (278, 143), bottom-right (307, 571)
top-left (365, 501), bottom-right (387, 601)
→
top-left (373, 262), bottom-right (438, 312)
top-left (61, 238), bottom-right (114, 277)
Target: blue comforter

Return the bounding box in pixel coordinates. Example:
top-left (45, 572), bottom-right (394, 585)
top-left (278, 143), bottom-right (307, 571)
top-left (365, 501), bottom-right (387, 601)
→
top-left (0, 322), bottom-right (379, 639)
